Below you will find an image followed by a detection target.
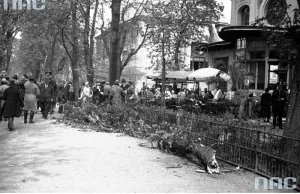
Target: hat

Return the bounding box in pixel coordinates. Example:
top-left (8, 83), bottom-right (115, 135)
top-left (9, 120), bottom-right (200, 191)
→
top-left (121, 79), bottom-right (126, 83)
top-left (28, 75), bottom-right (35, 81)
top-left (12, 75), bottom-right (18, 80)
top-left (100, 80), bottom-right (106, 84)
top-left (95, 80), bottom-right (101, 83)
top-left (115, 80), bottom-right (120, 85)
top-left (1, 78), bottom-right (7, 83)
top-left (9, 79), bottom-right (15, 85)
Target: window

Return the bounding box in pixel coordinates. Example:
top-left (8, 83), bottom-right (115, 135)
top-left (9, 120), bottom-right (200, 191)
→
top-left (247, 62), bottom-right (266, 90)
top-left (269, 63), bottom-right (278, 90)
top-left (241, 6), bottom-right (250, 25)
top-left (237, 38), bottom-right (246, 49)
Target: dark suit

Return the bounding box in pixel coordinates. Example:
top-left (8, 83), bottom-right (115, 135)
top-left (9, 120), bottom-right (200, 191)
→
top-left (271, 89), bottom-right (287, 128)
top-left (49, 79), bottom-right (57, 113)
top-left (39, 83), bottom-right (55, 118)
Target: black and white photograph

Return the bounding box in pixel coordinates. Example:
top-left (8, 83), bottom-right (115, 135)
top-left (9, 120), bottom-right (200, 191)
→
top-left (0, 0), bottom-right (299, 192)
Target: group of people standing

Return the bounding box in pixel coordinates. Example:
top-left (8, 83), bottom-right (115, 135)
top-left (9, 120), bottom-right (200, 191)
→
top-left (0, 71), bottom-right (57, 131)
top-left (260, 83), bottom-right (288, 129)
top-left (78, 79), bottom-right (134, 107)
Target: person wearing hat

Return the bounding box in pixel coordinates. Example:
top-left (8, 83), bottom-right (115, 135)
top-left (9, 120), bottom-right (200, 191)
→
top-left (111, 80), bottom-right (125, 107)
top-left (17, 75), bottom-right (28, 102)
top-left (92, 81), bottom-right (102, 105)
top-left (125, 81), bottom-right (134, 102)
top-left (45, 70), bottom-right (57, 114)
top-left (2, 79), bottom-right (24, 130)
top-left (23, 76), bottom-right (40, 123)
top-left (12, 75), bottom-right (19, 82)
top-left (271, 83), bottom-right (287, 129)
top-left (102, 81), bottom-right (111, 105)
top-left (39, 78), bottom-right (55, 119)
top-left (0, 78), bottom-right (9, 121)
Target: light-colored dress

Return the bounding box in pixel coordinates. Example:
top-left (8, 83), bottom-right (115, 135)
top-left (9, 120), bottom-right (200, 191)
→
top-left (24, 81), bottom-right (40, 112)
top-left (0, 84), bottom-right (9, 108)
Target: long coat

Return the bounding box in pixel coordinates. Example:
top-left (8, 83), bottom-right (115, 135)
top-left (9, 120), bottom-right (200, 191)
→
top-left (260, 92), bottom-right (271, 118)
top-left (24, 81), bottom-right (40, 112)
top-left (2, 85), bottom-right (24, 118)
top-left (111, 85), bottom-right (125, 107)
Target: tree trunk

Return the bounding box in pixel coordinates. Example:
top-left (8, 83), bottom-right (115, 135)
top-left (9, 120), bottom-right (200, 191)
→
top-left (174, 40), bottom-right (181, 71)
top-left (46, 32), bottom-right (58, 73)
top-left (282, 57), bottom-right (300, 164)
top-left (88, 0), bottom-right (99, 84)
top-left (71, 0), bottom-right (80, 99)
top-left (109, 0), bottom-right (122, 85)
top-left (83, 0), bottom-right (92, 83)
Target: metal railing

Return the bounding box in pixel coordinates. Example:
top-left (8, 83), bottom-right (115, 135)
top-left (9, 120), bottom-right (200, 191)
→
top-left (133, 105), bottom-right (300, 190)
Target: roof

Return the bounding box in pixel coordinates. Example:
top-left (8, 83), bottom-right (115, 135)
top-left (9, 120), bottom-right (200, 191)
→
top-left (218, 25), bottom-right (284, 42)
top-left (200, 41), bottom-right (234, 51)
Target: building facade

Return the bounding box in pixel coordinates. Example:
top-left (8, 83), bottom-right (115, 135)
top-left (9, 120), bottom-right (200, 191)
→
top-left (203, 0), bottom-right (299, 92)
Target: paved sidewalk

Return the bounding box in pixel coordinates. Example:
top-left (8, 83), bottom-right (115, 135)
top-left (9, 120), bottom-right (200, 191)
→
top-left (0, 112), bottom-right (295, 193)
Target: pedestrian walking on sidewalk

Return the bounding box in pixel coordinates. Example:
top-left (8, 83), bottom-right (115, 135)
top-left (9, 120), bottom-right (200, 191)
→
top-left (39, 78), bottom-right (55, 119)
top-left (23, 76), bottom-right (40, 124)
top-left (0, 78), bottom-right (9, 121)
top-left (2, 79), bottom-right (24, 131)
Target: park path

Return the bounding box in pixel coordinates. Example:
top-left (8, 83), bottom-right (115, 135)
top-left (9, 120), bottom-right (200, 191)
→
top-left (0, 111), bottom-right (295, 193)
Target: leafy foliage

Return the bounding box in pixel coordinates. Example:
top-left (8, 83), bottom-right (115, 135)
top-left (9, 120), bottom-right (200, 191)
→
top-left (145, 0), bottom-right (223, 70)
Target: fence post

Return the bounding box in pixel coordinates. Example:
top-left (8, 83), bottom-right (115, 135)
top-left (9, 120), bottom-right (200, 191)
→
top-left (255, 130), bottom-right (260, 172)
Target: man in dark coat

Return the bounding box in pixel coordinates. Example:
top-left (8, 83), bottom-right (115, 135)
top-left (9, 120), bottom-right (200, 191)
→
top-left (39, 78), bottom-right (55, 119)
top-left (92, 81), bottom-right (102, 105)
top-left (260, 88), bottom-right (272, 122)
top-left (271, 84), bottom-right (287, 129)
top-left (2, 79), bottom-right (24, 131)
top-left (45, 70), bottom-right (57, 114)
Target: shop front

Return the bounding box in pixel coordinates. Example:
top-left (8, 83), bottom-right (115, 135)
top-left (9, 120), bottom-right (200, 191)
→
top-left (219, 26), bottom-right (290, 92)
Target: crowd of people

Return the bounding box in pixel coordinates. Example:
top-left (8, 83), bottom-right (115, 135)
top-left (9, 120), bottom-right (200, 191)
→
top-left (137, 84), bottom-right (225, 108)
top-left (0, 74), bottom-right (136, 131)
top-left (0, 71), bottom-right (57, 131)
top-left (0, 70), bottom-right (289, 131)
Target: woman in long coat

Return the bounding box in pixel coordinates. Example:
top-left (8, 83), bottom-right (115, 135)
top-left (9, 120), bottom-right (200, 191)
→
top-left (2, 79), bottom-right (24, 131)
top-left (23, 76), bottom-right (40, 123)
top-left (260, 88), bottom-right (272, 122)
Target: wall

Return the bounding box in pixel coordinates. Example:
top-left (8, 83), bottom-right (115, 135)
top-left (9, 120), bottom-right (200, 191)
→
top-left (208, 48), bottom-right (234, 91)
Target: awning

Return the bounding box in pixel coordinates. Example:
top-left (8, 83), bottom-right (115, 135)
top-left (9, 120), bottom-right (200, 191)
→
top-left (187, 67), bottom-right (231, 81)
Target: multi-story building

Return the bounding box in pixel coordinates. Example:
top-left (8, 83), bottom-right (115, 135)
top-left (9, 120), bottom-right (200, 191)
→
top-left (202, 0), bottom-right (299, 92)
